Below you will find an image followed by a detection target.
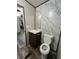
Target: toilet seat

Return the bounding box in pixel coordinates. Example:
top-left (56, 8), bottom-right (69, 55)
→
top-left (40, 43), bottom-right (50, 55)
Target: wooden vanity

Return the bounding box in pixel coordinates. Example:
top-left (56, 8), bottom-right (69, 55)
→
top-left (29, 30), bottom-right (41, 48)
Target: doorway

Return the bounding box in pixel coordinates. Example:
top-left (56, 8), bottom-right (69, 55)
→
top-left (17, 4), bottom-right (27, 48)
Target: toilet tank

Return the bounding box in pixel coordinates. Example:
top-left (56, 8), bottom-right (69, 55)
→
top-left (44, 34), bottom-right (54, 45)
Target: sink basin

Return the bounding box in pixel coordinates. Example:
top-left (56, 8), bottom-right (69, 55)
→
top-left (29, 29), bottom-right (41, 34)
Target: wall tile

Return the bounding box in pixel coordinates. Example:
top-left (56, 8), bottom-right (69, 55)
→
top-left (36, 0), bottom-right (61, 51)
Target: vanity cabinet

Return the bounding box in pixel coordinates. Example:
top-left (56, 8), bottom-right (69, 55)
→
top-left (29, 31), bottom-right (41, 48)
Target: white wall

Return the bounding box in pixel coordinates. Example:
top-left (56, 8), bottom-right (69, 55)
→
top-left (17, 0), bottom-right (35, 31)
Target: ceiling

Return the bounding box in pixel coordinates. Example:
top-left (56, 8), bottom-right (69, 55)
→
top-left (25, 0), bottom-right (49, 8)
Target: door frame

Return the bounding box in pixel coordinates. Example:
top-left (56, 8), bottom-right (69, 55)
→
top-left (17, 4), bottom-right (27, 46)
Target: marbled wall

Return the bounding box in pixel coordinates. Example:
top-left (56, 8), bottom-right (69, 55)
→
top-left (36, 0), bottom-right (61, 51)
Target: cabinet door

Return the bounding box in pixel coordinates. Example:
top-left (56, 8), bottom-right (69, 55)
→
top-left (36, 32), bottom-right (41, 46)
top-left (29, 32), bottom-right (36, 48)
top-left (29, 32), bottom-right (41, 48)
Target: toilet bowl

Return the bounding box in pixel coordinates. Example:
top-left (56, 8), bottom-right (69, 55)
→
top-left (40, 43), bottom-right (50, 55)
top-left (40, 34), bottom-right (54, 59)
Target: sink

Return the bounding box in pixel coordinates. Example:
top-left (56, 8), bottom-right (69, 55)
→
top-left (29, 29), bottom-right (41, 34)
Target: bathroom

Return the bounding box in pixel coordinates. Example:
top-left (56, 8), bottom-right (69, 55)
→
top-left (17, 0), bottom-right (61, 59)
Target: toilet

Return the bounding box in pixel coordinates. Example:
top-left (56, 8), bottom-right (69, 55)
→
top-left (40, 34), bottom-right (54, 59)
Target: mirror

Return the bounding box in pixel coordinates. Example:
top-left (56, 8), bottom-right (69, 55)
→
top-left (17, 4), bottom-right (27, 48)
